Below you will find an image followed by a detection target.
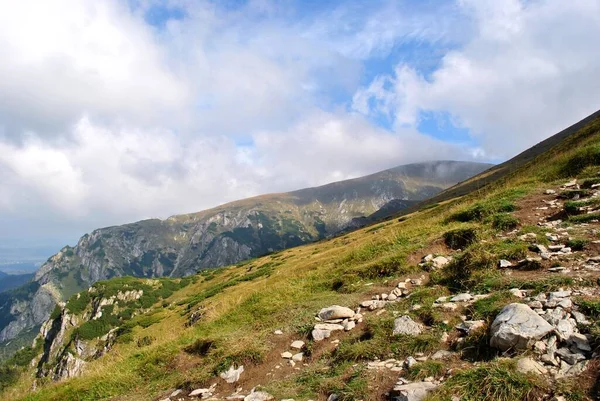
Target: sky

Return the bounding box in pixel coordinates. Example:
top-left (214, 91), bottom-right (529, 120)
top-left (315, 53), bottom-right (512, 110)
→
top-left (0, 0), bottom-right (599, 256)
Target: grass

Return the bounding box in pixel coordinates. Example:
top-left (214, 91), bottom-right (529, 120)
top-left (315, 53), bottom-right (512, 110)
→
top-left (489, 213), bottom-right (520, 231)
top-left (443, 227), bottom-right (478, 250)
top-left (428, 360), bottom-right (546, 401)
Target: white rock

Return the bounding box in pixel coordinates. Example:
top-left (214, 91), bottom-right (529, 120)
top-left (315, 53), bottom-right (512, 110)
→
top-left (509, 288), bottom-right (524, 298)
top-left (274, 330), bottom-right (283, 335)
top-left (393, 316), bottom-right (423, 336)
top-left (343, 320), bottom-right (356, 331)
top-left (456, 320), bottom-right (486, 335)
top-left (490, 303), bottom-right (554, 351)
top-left (290, 340), bottom-right (305, 349)
top-left (314, 323), bottom-right (344, 331)
top-left (318, 306), bottom-right (355, 321)
top-left (281, 352), bottom-right (293, 359)
top-left (431, 350), bottom-right (453, 360)
top-left (499, 259), bottom-right (513, 268)
top-left (517, 357), bottom-right (548, 375)
top-left (171, 390), bottom-right (183, 397)
top-left (292, 352), bottom-right (303, 362)
top-left (450, 293), bottom-right (473, 302)
top-left (244, 391), bottom-right (273, 401)
top-left (391, 382), bottom-right (438, 401)
top-left (432, 256), bottom-right (449, 269)
top-left (219, 365), bottom-right (244, 383)
top-left (312, 329), bottom-right (331, 342)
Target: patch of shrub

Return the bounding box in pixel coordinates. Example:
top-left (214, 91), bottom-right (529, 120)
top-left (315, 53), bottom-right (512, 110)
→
top-left (444, 228), bottom-right (478, 250)
top-left (66, 291), bottom-right (91, 314)
top-left (567, 238), bottom-right (588, 251)
top-left (490, 213), bottom-right (519, 231)
top-left (136, 336), bottom-right (154, 347)
top-left (558, 144), bottom-right (600, 178)
top-left (448, 200), bottom-right (515, 223)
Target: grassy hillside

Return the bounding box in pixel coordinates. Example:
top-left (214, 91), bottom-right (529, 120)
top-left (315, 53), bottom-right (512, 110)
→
top-left (3, 113), bottom-right (600, 401)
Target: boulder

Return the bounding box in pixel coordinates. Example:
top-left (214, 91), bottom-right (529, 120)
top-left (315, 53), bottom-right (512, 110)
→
top-left (450, 293), bottom-right (472, 302)
top-left (391, 382), bottom-right (438, 401)
top-left (318, 306), bottom-right (355, 321)
top-left (490, 303), bottom-right (554, 351)
top-left (393, 316), bottom-right (423, 336)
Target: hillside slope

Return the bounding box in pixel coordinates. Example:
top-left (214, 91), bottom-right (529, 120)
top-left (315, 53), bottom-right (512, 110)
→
top-left (0, 161), bottom-right (489, 346)
top-left (3, 112), bottom-right (600, 400)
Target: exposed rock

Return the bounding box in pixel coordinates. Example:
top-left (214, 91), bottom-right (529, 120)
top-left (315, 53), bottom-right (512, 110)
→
top-left (290, 340), bottom-right (305, 349)
top-left (450, 293), bottom-right (472, 302)
top-left (393, 316), bottom-right (423, 336)
top-left (431, 350), bottom-right (453, 360)
top-left (490, 303), bottom-right (554, 351)
top-left (343, 320), bottom-right (356, 331)
top-left (432, 256), bottom-right (449, 269)
top-left (312, 329), bottom-right (331, 342)
top-left (391, 381), bottom-right (438, 401)
top-left (499, 259), bottom-right (513, 268)
top-left (318, 306), bottom-right (355, 321)
top-left (292, 353), bottom-right (303, 362)
top-left (556, 348), bottom-right (586, 365)
top-left (456, 320), bottom-right (485, 335)
top-left (314, 323), bottom-right (344, 331)
top-left (516, 357), bottom-right (548, 375)
top-left (219, 365), bottom-right (244, 383)
top-left (281, 352), bottom-right (293, 359)
top-left (244, 391), bottom-right (273, 401)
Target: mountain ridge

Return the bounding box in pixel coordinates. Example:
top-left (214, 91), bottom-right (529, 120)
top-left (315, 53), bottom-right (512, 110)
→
top-left (0, 160), bottom-right (490, 346)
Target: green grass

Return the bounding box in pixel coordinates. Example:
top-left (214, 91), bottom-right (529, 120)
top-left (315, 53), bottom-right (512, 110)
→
top-left (428, 360), bottom-right (546, 401)
top-left (406, 360), bottom-right (446, 381)
top-left (443, 227), bottom-right (478, 250)
top-left (489, 213), bottom-right (519, 231)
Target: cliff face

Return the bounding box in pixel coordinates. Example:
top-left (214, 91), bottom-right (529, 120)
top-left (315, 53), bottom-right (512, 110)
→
top-left (0, 161), bottom-right (491, 345)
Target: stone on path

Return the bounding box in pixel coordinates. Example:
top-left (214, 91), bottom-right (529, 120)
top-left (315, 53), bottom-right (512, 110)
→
top-left (490, 303), bottom-right (554, 351)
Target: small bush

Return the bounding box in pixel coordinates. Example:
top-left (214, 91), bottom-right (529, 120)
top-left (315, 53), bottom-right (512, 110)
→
top-left (406, 360), bottom-right (445, 381)
top-left (66, 291), bottom-right (91, 314)
top-left (569, 213), bottom-right (600, 223)
top-left (558, 144), bottom-right (600, 178)
top-left (490, 213), bottom-right (519, 231)
top-left (444, 228), bottom-right (478, 250)
top-left (448, 199), bottom-right (516, 223)
top-left (136, 336), bottom-right (154, 347)
top-left (567, 238), bottom-right (588, 251)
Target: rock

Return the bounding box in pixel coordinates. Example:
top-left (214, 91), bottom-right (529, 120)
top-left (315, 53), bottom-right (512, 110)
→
top-left (314, 323), bottom-right (344, 331)
top-left (560, 247), bottom-right (572, 254)
top-left (391, 382), bottom-right (438, 401)
top-left (432, 256), bottom-right (449, 269)
top-left (343, 320), bottom-right (356, 331)
top-left (274, 330), bottom-right (283, 335)
top-left (190, 388), bottom-right (212, 397)
top-left (292, 352), bottom-right (303, 362)
top-left (388, 294), bottom-right (398, 301)
top-left (450, 293), bottom-right (473, 302)
top-left (456, 320), bottom-right (485, 335)
top-left (569, 333), bottom-right (592, 352)
top-left (318, 306), bottom-right (355, 321)
top-left (431, 350), bottom-right (453, 360)
top-left (550, 290), bottom-right (572, 299)
top-left (171, 390), bottom-right (184, 397)
top-left (281, 352), bottom-right (293, 359)
top-left (244, 391), bottom-right (273, 401)
top-left (528, 301), bottom-right (544, 309)
top-left (435, 296), bottom-right (448, 303)
top-left (312, 329), bottom-right (331, 341)
top-left (499, 259), bottom-right (513, 268)
top-left (219, 365), bottom-right (244, 383)
top-left (327, 394), bottom-right (339, 401)
top-left (572, 311), bottom-right (590, 326)
top-left (393, 316), bottom-right (423, 336)
top-left (556, 319), bottom-right (576, 341)
top-left (423, 254), bottom-right (434, 262)
top-left (509, 288), bottom-right (525, 298)
top-left (545, 189), bottom-right (557, 195)
top-left (556, 348), bottom-right (586, 365)
top-left (405, 356), bottom-right (418, 368)
top-left (290, 340), bottom-right (305, 349)
top-left (557, 299), bottom-right (573, 309)
top-left (440, 302), bottom-right (457, 311)
top-left (517, 357), bottom-right (548, 375)
top-left (490, 303), bottom-right (554, 351)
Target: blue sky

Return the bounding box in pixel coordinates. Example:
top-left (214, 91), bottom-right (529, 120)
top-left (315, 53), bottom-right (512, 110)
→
top-left (0, 0), bottom-right (599, 253)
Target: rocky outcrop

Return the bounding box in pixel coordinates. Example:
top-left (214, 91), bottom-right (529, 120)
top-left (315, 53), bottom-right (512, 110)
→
top-left (490, 303), bottom-right (554, 351)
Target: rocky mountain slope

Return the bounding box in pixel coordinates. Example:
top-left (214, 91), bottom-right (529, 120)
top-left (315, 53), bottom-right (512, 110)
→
top-left (0, 161), bottom-right (489, 348)
top-left (2, 112), bottom-right (600, 400)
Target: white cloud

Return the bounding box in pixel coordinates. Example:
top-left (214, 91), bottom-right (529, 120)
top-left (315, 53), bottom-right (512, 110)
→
top-left (355, 0), bottom-right (600, 159)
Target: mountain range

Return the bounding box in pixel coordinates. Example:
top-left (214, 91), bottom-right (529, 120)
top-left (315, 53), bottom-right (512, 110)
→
top-left (0, 160), bottom-right (490, 346)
